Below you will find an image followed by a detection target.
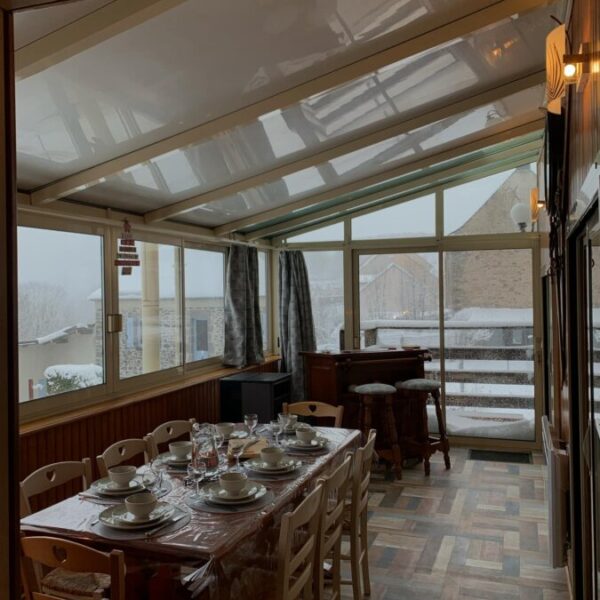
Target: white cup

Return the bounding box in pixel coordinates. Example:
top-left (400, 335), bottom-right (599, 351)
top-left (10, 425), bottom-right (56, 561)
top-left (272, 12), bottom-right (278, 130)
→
top-left (260, 446), bottom-right (284, 466)
top-left (296, 426), bottom-right (317, 443)
top-left (108, 465), bottom-right (136, 488)
top-left (169, 440), bottom-right (192, 459)
top-left (219, 471), bottom-right (248, 496)
top-left (215, 422), bottom-right (235, 437)
top-left (125, 492), bottom-right (157, 520)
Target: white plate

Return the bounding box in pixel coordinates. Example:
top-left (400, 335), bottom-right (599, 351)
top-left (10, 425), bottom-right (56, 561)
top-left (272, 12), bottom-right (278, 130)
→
top-left (99, 502), bottom-right (175, 530)
top-left (198, 482), bottom-right (266, 505)
top-left (245, 458), bottom-right (301, 473)
top-left (91, 477), bottom-right (144, 496)
top-left (284, 438), bottom-right (328, 451)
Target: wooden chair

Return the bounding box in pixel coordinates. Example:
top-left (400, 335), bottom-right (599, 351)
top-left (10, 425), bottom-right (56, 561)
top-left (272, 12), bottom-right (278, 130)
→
top-left (314, 455), bottom-right (353, 600)
top-left (283, 402), bottom-right (344, 428)
top-left (277, 484), bottom-right (323, 600)
top-left (20, 459), bottom-right (93, 517)
top-left (97, 438), bottom-right (150, 478)
top-left (145, 418), bottom-right (196, 459)
top-left (20, 535), bottom-right (125, 600)
top-left (342, 429), bottom-right (377, 600)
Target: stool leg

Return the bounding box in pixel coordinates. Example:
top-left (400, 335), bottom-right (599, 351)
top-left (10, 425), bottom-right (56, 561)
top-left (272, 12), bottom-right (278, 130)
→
top-left (384, 395), bottom-right (402, 480)
top-left (362, 396), bottom-right (373, 438)
top-left (432, 390), bottom-right (451, 470)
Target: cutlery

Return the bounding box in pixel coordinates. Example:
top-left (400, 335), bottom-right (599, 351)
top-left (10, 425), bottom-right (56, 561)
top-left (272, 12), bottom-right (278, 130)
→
top-left (145, 512), bottom-right (185, 538)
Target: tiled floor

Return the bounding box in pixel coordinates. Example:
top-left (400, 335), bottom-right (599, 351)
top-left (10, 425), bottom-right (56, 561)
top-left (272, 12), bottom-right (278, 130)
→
top-left (340, 448), bottom-right (570, 599)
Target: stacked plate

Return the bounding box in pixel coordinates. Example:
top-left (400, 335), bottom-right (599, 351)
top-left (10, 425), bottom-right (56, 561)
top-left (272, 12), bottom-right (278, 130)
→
top-left (197, 481), bottom-right (267, 506)
top-left (91, 477), bottom-right (145, 497)
top-left (245, 457), bottom-right (301, 475)
top-left (224, 430), bottom-right (249, 441)
top-left (283, 437), bottom-right (328, 452)
top-left (159, 452), bottom-right (191, 468)
top-left (98, 501), bottom-right (175, 530)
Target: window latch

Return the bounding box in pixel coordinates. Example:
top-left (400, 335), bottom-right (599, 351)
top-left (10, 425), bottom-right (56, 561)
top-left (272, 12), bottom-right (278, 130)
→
top-left (107, 314), bottom-right (123, 333)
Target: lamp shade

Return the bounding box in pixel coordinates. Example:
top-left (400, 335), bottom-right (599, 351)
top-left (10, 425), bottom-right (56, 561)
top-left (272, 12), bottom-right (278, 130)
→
top-left (510, 202), bottom-right (531, 231)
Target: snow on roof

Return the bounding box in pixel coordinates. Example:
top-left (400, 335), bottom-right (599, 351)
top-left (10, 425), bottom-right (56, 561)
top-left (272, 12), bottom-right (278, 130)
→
top-left (449, 307), bottom-right (533, 325)
top-left (19, 324), bottom-right (95, 346)
top-left (43, 364), bottom-right (103, 387)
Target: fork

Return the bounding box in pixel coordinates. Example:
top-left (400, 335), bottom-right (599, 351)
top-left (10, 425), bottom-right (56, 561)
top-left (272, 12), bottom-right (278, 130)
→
top-left (144, 512), bottom-right (186, 538)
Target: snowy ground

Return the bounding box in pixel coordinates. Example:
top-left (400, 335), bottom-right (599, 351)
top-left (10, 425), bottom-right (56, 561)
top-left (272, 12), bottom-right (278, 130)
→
top-left (428, 405), bottom-right (534, 440)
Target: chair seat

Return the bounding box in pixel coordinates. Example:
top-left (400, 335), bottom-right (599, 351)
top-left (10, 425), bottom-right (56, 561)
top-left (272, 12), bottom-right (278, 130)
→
top-left (395, 378), bottom-right (440, 392)
top-left (352, 383), bottom-right (397, 395)
top-left (42, 567), bottom-right (110, 599)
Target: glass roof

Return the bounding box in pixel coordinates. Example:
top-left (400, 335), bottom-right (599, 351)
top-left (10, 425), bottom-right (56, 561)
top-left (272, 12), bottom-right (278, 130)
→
top-left (58, 5), bottom-right (551, 211)
top-left (175, 85), bottom-right (544, 227)
top-left (16, 0), bottom-right (504, 188)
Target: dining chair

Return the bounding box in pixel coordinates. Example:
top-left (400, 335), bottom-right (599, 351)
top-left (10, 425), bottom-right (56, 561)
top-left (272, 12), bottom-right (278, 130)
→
top-left (277, 484), bottom-right (323, 600)
top-left (20, 535), bottom-right (125, 600)
top-left (283, 401), bottom-right (344, 428)
top-left (145, 418), bottom-right (196, 459)
top-left (20, 459), bottom-right (93, 517)
top-left (96, 438), bottom-right (150, 478)
top-left (314, 454), bottom-right (353, 600)
top-left (341, 429), bottom-right (377, 600)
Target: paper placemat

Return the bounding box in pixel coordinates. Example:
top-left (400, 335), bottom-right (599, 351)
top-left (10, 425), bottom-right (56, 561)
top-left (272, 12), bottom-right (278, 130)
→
top-left (87, 505), bottom-right (190, 540)
top-left (185, 491), bottom-right (274, 514)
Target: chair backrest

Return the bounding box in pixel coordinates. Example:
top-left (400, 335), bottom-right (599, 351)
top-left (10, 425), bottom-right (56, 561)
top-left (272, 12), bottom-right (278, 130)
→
top-left (283, 401), bottom-right (344, 428)
top-left (21, 536), bottom-right (125, 600)
top-left (145, 419), bottom-right (195, 459)
top-left (315, 455), bottom-right (353, 598)
top-left (20, 459), bottom-right (93, 517)
top-left (277, 484), bottom-right (323, 600)
top-left (351, 429), bottom-right (377, 521)
top-left (97, 438), bottom-right (149, 478)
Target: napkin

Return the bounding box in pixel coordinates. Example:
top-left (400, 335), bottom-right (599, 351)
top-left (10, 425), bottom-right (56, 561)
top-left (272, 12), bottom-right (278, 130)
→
top-left (227, 437), bottom-right (269, 459)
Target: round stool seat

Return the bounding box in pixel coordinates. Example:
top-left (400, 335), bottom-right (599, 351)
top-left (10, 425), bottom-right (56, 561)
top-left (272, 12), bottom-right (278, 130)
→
top-left (352, 383), bottom-right (397, 395)
top-left (395, 378), bottom-right (440, 392)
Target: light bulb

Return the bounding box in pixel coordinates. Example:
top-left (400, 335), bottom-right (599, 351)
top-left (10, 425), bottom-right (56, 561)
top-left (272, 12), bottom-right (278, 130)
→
top-left (564, 63), bottom-right (577, 78)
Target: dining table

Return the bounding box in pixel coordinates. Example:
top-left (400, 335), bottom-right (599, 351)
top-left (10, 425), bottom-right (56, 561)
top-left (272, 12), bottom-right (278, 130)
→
top-left (20, 426), bottom-right (362, 599)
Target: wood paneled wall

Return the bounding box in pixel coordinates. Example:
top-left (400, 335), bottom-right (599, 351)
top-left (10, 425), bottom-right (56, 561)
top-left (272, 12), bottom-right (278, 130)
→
top-left (19, 361), bottom-right (278, 513)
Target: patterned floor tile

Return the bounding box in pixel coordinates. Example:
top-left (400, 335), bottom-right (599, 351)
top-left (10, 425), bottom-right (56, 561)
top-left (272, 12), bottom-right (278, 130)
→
top-left (339, 448), bottom-right (569, 600)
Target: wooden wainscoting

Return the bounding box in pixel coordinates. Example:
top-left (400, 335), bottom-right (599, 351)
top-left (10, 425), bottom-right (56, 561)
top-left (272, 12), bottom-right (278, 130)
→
top-left (19, 360), bottom-right (279, 513)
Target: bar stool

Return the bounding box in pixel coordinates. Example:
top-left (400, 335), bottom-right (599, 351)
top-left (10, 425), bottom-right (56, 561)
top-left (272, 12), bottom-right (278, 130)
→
top-left (351, 383), bottom-right (403, 479)
top-left (395, 378), bottom-right (450, 476)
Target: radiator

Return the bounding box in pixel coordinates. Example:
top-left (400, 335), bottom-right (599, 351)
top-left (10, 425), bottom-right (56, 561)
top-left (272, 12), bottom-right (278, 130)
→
top-left (542, 415), bottom-right (569, 568)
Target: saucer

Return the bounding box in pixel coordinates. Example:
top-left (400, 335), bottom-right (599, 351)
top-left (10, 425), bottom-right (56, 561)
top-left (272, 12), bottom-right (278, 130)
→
top-left (201, 483), bottom-right (267, 506)
top-left (99, 502), bottom-right (174, 530)
top-left (91, 477), bottom-right (144, 496)
top-left (284, 437), bottom-right (328, 451)
top-left (225, 430), bottom-right (249, 441)
top-left (245, 458), bottom-right (300, 473)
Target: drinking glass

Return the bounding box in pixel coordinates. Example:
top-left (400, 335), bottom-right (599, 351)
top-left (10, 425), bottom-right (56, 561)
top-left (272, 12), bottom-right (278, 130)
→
top-left (278, 412), bottom-right (290, 433)
top-left (213, 430), bottom-right (225, 469)
top-left (150, 458), bottom-right (164, 492)
top-left (244, 413), bottom-right (258, 436)
top-left (142, 469), bottom-right (157, 492)
top-left (230, 442), bottom-right (245, 471)
top-left (270, 419), bottom-right (282, 446)
top-left (188, 460), bottom-right (207, 500)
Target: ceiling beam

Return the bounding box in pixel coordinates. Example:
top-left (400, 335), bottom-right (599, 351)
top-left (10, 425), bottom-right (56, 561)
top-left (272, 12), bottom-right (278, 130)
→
top-left (2, 1), bottom-right (81, 10)
top-left (213, 115), bottom-right (545, 236)
top-left (16, 0), bottom-right (188, 79)
top-left (249, 142), bottom-right (542, 240)
top-left (29, 0), bottom-right (549, 206)
top-left (143, 71), bottom-right (545, 223)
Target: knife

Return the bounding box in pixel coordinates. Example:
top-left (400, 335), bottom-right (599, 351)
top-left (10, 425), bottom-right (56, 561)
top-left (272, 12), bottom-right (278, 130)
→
top-left (145, 512), bottom-right (186, 538)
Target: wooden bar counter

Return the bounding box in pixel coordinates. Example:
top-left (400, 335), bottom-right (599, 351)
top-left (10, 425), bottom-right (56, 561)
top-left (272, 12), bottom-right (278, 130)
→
top-left (301, 348), bottom-right (431, 429)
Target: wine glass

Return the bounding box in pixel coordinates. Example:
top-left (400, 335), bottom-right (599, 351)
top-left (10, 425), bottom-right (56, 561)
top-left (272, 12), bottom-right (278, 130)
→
top-left (230, 442), bottom-right (246, 472)
top-left (188, 460), bottom-right (207, 500)
top-left (213, 430), bottom-right (225, 469)
top-left (244, 413), bottom-right (258, 437)
top-left (278, 412), bottom-right (290, 433)
top-left (270, 419), bottom-right (282, 446)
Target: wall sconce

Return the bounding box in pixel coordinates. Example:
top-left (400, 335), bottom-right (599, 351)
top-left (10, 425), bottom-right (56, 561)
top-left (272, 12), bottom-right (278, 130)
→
top-left (511, 202), bottom-right (532, 232)
top-left (563, 44), bottom-right (594, 89)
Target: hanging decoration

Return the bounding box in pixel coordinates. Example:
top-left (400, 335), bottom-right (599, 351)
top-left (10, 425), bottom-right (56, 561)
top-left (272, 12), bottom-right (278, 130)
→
top-left (115, 220), bottom-right (140, 276)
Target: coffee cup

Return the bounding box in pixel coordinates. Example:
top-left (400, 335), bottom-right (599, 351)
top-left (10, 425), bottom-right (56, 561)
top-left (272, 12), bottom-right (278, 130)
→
top-left (169, 440), bottom-right (192, 459)
top-left (219, 471), bottom-right (248, 496)
top-left (215, 422), bottom-right (235, 437)
top-left (125, 492), bottom-right (157, 520)
top-left (260, 446), bottom-right (284, 466)
top-left (296, 426), bottom-right (317, 443)
top-left (108, 465), bottom-right (136, 488)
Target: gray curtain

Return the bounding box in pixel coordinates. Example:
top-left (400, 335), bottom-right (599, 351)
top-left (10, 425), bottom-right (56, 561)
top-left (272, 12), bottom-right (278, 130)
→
top-left (279, 251), bottom-right (316, 400)
top-left (223, 245), bottom-right (264, 367)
